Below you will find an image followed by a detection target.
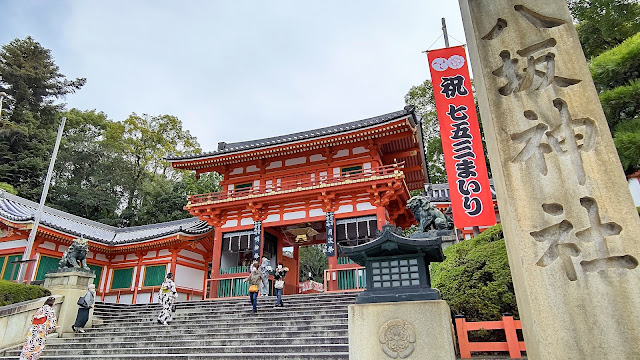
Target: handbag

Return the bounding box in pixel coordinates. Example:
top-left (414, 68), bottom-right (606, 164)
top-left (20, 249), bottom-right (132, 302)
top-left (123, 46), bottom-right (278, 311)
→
top-left (77, 296), bottom-right (88, 308)
top-left (274, 280), bottom-right (285, 289)
top-left (248, 284), bottom-right (259, 293)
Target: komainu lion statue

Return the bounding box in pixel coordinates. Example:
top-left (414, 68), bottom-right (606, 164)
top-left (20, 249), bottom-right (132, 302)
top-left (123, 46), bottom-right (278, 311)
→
top-left (406, 195), bottom-right (453, 231)
top-left (58, 237), bottom-right (90, 271)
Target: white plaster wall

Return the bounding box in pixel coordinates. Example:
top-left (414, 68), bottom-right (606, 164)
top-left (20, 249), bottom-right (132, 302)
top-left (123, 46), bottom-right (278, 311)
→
top-left (136, 293), bottom-right (151, 304)
top-left (58, 245), bottom-right (69, 253)
top-left (283, 211), bottom-right (306, 220)
top-left (352, 146), bottom-right (368, 154)
top-left (86, 252), bottom-right (94, 259)
top-left (267, 161), bottom-right (282, 169)
top-left (95, 253), bottom-right (107, 261)
top-left (113, 255), bottom-right (125, 262)
top-left (196, 243), bottom-right (206, 252)
top-left (310, 154), bottom-right (327, 162)
top-left (335, 149), bottom-right (350, 158)
top-left (285, 157), bottom-right (306, 166)
top-left (253, 180), bottom-right (260, 189)
top-left (179, 258), bottom-right (205, 267)
top-left (309, 209), bottom-right (325, 217)
top-left (175, 264), bottom-right (205, 291)
top-left (333, 168), bottom-right (340, 176)
top-left (179, 249), bottom-right (204, 261)
top-left (126, 254), bottom-right (137, 261)
top-left (356, 202), bottom-right (376, 211)
top-left (137, 266), bottom-right (145, 288)
top-left (119, 294), bottom-right (133, 304)
top-left (230, 167), bottom-right (243, 175)
top-left (629, 178), bottom-right (640, 206)
top-left (103, 295), bottom-right (117, 303)
top-left (144, 251), bottom-right (157, 258)
top-left (40, 241), bottom-right (56, 250)
top-left (240, 217), bottom-right (254, 226)
top-left (246, 165), bottom-right (259, 172)
top-left (0, 239), bottom-right (27, 250)
top-left (223, 219), bottom-right (239, 228)
top-left (158, 249), bottom-right (171, 257)
top-left (337, 205), bottom-right (354, 214)
top-left (264, 214), bottom-right (281, 223)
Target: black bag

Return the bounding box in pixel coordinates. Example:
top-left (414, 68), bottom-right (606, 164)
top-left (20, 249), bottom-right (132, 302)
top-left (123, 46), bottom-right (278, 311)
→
top-left (171, 304), bottom-right (176, 312)
top-left (77, 296), bottom-right (88, 308)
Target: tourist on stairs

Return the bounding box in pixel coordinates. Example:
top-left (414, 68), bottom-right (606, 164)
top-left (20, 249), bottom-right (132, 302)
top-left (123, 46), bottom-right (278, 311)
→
top-left (273, 262), bottom-right (289, 307)
top-left (157, 272), bottom-right (178, 325)
top-left (72, 283), bottom-right (96, 333)
top-left (20, 297), bottom-right (58, 360)
top-left (258, 256), bottom-right (272, 297)
top-left (245, 261), bottom-right (263, 313)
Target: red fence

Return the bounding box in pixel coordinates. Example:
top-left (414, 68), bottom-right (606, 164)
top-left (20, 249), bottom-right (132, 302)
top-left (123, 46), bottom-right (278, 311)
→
top-left (455, 315), bottom-right (526, 359)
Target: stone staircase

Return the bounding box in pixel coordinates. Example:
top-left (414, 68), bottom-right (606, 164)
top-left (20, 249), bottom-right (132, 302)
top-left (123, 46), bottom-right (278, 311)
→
top-left (1, 292), bottom-right (357, 359)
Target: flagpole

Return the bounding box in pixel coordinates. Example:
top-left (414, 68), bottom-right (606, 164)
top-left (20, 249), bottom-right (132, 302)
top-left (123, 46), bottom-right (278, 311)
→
top-left (442, 18), bottom-right (450, 48)
top-left (17, 116), bottom-right (66, 283)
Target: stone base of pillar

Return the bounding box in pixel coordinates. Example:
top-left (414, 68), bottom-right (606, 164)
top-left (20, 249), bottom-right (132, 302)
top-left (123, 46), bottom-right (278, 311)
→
top-left (348, 300), bottom-right (456, 360)
top-left (44, 270), bottom-right (95, 336)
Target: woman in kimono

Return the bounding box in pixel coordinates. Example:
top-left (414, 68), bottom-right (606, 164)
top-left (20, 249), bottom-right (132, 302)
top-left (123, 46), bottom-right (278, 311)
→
top-left (258, 256), bottom-right (272, 297)
top-left (72, 283), bottom-right (96, 333)
top-left (157, 272), bottom-right (178, 325)
top-left (20, 297), bottom-right (58, 360)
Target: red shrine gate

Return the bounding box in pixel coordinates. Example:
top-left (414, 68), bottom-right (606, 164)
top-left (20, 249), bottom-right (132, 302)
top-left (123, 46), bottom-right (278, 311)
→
top-left (167, 107), bottom-right (429, 298)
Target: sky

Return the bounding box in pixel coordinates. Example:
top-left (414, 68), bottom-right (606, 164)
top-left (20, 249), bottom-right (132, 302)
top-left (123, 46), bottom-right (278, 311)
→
top-left (0, 1), bottom-right (467, 151)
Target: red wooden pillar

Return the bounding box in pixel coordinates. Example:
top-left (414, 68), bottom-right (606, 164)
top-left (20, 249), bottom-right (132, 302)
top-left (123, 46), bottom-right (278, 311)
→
top-left (376, 206), bottom-right (387, 230)
top-left (132, 253), bottom-right (144, 304)
top-left (210, 227), bottom-right (223, 298)
top-left (170, 247), bottom-right (178, 275)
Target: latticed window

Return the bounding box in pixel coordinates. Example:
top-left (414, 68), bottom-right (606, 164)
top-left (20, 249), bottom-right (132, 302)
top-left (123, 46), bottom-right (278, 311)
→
top-left (371, 258), bottom-right (420, 288)
top-left (336, 216), bottom-right (377, 247)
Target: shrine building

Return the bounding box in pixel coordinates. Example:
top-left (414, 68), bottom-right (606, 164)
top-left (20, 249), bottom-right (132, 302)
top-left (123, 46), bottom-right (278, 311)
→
top-left (0, 106), bottom-right (501, 304)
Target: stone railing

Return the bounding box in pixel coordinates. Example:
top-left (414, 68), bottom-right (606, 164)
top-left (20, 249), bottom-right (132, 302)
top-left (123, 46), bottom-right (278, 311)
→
top-left (0, 295), bottom-right (64, 350)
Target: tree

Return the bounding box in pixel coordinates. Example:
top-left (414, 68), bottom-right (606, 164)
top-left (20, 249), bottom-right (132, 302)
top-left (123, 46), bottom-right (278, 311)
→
top-left (298, 245), bottom-right (328, 283)
top-left (105, 113), bottom-right (201, 226)
top-left (568, 0), bottom-right (640, 59)
top-left (48, 109), bottom-right (128, 224)
top-left (405, 79), bottom-right (492, 185)
top-left (405, 80), bottom-right (447, 183)
top-left (431, 224), bottom-right (518, 323)
top-left (0, 36), bottom-right (85, 200)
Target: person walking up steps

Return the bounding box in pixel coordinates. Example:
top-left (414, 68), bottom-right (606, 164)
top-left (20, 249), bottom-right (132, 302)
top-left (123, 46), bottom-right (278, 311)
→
top-left (157, 272), bottom-right (178, 325)
top-left (72, 283), bottom-right (96, 333)
top-left (20, 297), bottom-right (58, 360)
top-left (245, 261), bottom-right (263, 313)
top-left (273, 262), bottom-right (289, 307)
top-left (258, 256), bottom-right (272, 297)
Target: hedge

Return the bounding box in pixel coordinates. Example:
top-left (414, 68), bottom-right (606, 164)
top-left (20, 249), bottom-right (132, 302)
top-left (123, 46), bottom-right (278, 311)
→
top-left (613, 119), bottom-right (640, 172)
top-left (600, 78), bottom-right (640, 129)
top-left (591, 32), bottom-right (640, 92)
top-left (431, 224), bottom-right (518, 322)
top-left (0, 280), bottom-right (51, 307)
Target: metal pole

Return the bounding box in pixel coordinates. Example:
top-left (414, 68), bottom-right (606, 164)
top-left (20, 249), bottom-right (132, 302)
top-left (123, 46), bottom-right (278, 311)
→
top-left (17, 116), bottom-right (66, 283)
top-left (442, 18), bottom-right (450, 48)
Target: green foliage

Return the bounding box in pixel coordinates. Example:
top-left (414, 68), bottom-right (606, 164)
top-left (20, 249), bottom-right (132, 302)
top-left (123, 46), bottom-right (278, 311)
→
top-left (637, 206), bottom-right (640, 216)
top-left (0, 279), bottom-right (51, 306)
top-left (568, 0), bottom-right (640, 59)
top-left (0, 182), bottom-right (17, 194)
top-left (431, 224), bottom-right (518, 322)
top-left (599, 79), bottom-right (640, 129)
top-left (590, 32), bottom-right (640, 92)
top-left (0, 37), bottom-right (85, 201)
top-left (613, 120), bottom-right (640, 172)
top-left (298, 245), bottom-right (328, 283)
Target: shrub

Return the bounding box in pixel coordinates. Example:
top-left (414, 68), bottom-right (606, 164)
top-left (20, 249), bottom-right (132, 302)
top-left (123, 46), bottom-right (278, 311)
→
top-left (0, 280), bottom-right (51, 307)
top-left (431, 224), bottom-right (518, 322)
top-left (600, 79), bottom-right (640, 129)
top-left (0, 182), bottom-right (17, 195)
top-left (591, 32), bottom-right (640, 92)
top-left (613, 119), bottom-right (640, 172)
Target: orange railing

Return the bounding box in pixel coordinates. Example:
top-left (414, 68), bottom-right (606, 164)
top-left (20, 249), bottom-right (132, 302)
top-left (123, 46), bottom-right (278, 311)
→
top-left (324, 264), bottom-right (366, 293)
top-left (188, 162), bottom-right (406, 205)
top-left (455, 315), bottom-right (526, 359)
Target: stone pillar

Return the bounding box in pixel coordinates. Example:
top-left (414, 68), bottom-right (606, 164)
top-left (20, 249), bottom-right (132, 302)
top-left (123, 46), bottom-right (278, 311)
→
top-left (458, 1), bottom-right (640, 359)
top-left (44, 271), bottom-right (95, 336)
top-left (349, 301), bottom-right (456, 360)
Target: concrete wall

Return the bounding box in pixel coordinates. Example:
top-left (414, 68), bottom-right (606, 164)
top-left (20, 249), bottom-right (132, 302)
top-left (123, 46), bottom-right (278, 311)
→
top-left (0, 295), bottom-right (63, 349)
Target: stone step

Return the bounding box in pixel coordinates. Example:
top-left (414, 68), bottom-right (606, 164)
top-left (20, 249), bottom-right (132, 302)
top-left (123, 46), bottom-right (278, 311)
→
top-left (4, 344), bottom-right (349, 356)
top-left (72, 323), bottom-right (348, 338)
top-left (49, 330), bottom-right (348, 344)
top-left (0, 352), bottom-right (349, 360)
top-left (93, 303), bottom-right (353, 319)
top-left (94, 312), bottom-right (348, 326)
top-left (45, 336), bottom-right (348, 349)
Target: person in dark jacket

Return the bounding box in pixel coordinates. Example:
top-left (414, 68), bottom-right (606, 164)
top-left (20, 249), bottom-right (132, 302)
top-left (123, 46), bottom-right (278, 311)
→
top-left (273, 262), bottom-right (289, 307)
top-left (72, 283), bottom-right (95, 333)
